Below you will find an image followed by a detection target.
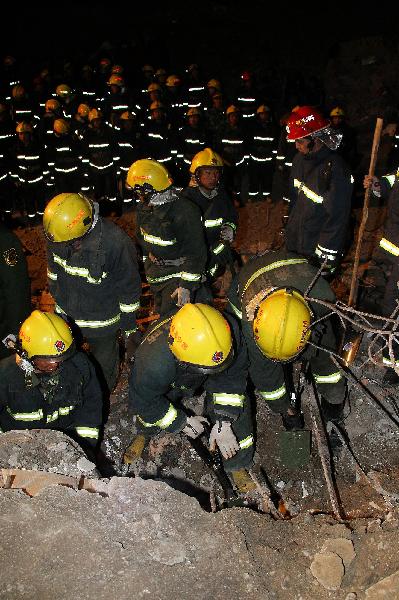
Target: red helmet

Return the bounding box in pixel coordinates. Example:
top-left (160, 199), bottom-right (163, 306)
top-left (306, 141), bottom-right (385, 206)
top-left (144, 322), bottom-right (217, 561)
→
top-left (241, 70), bottom-right (252, 81)
top-left (286, 106), bottom-right (329, 141)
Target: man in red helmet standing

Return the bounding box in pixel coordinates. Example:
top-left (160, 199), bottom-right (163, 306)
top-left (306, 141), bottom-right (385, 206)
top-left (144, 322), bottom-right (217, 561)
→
top-left (284, 106), bottom-right (353, 276)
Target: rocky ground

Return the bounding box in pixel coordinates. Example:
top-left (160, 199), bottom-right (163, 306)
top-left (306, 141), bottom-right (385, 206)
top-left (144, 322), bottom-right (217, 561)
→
top-left (2, 199), bottom-right (399, 599)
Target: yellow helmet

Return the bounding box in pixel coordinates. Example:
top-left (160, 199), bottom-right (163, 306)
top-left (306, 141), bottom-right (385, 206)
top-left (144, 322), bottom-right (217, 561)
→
top-left (155, 68), bottom-right (167, 77)
top-left (190, 147), bottom-right (224, 174)
top-left (330, 106), bottom-right (345, 117)
top-left (19, 310), bottom-right (73, 360)
top-left (126, 159), bottom-right (172, 192)
top-left (226, 105), bottom-right (239, 115)
top-left (108, 74), bottom-right (124, 87)
top-left (253, 288), bottom-right (312, 362)
top-left (148, 82), bottom-right (161, 93)
top-left (120, 110), bottom-right (136, 120)
top-left (88, 108), bottom-right (102, 122)
top-left (53, 118), bottom-right (70, 135)
top-left (168, 304), bottom-right (233, 372)
top-left (207, 79), bottom-right (221, 90)
top-left (16, 121), bottom-right (32, 134)
top-left (186, 107), bottom-right (201, 117)
top-left (12, 84), bottom-right (25, 100)
top-left (43, 193), bottom-right (94, 243)
top-left (257, 104), bottom-right (270, 114)
top-left (45, 98), bottom-right (61, 112)
top-left (77, 103), bottom-right (90, 118)
top-left (56, 83), bottom-right (72, 97)
top-left (166, 74), bottom-right (181, 87)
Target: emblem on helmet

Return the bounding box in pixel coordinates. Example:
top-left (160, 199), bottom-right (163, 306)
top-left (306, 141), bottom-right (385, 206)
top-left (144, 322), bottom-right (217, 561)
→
top-left (54, 340), bottom-right (65, 353)
top-left (212, 351), bottom-right (224, 363)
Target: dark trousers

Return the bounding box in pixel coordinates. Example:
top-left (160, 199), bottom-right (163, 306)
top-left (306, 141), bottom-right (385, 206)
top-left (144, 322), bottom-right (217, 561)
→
top-left (85, 330), bottom-right (120, 394)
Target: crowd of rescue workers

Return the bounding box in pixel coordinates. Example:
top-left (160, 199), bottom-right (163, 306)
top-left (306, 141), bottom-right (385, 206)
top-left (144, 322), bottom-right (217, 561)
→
top-left (0, 56), bottom-right (397, 488)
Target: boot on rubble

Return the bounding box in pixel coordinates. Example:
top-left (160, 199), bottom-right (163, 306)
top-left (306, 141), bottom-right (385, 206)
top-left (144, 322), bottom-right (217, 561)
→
top-left (281, 406), bottom-right (305, 431)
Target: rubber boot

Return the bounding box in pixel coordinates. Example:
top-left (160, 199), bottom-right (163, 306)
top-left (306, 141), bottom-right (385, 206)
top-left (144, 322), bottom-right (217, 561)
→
top-left (281, 408), bottom-right (305, 431)
top-left (382, 368), bottom-right (399, 386)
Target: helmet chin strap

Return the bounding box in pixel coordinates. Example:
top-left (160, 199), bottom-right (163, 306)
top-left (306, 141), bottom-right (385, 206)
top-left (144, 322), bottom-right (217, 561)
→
top-left (92, 201), bottom-right (100, 228)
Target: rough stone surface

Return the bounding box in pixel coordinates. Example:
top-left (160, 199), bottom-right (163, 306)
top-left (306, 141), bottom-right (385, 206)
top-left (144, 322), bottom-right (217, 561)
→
top-left (364, 570), bottom-right (399, 599)
top-left (310, 551), bottom-right (345, 590)
top-left (0, 430), bottom-right (100, 478)
top-left (321, 538), bottom-right (356, 569)
top-left (0, 477), bottom-right (262, 600)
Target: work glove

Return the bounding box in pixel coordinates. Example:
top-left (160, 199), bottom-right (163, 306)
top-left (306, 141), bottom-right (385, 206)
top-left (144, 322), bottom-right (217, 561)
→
top-left (171, 286), bottom-right (191, 307)
top-left (182, 415), bottom-right (209, 439)
top-left (124, 330), bottom-right (143, 363)
top-left (209, 420), bottom-right (240, 460)
top-left (220, 224), bottom-right (234, 243)
top-left (363, 175), bottom-right (381, 197)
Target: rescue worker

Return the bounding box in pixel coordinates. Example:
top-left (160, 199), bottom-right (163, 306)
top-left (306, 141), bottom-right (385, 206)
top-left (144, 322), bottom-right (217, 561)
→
top-left (73, 103), bottom-right (91, 140)
top-left (247, 105), bottom-right (278, 201)
top-left (228, 249), bottom-right (346, 429)
top-left (164, 74), bottom-right (186, 128)
top-left (46, 118), bottom-right (83, 195)
top-left (329, 107), bottom-right (358, 171)
top-left (0, 310), bottom-right (102, 452)
top-left (216, 105), bottom-right (249, 205)
top-left (126, 159), bottom-right (208, 316)
top-left (141, 102), bottom-right (175, 175)
top-left (174, 107), bottom-right (211, 180)
top-left (0, 222), bottom-right (31, 360)
top-left (363, 172), bottom-right (399, 384)
top-left (284, 105), bottom-right (353, 275)
top-left (81, 108), bottom-right (118, 214)
top-left (10, 121), bottom-right (47, 219)
top-left (182, 63), bottom-right (206, 110)
top-left (233, 71), bottom-right (260, 121)
top-left (115, 111), bottom-right (141, 209)
top-left (181, 148), bottom-right (238, 288)
top-left (129, 303), bottom-right (254, 475)
top-left (272, 109), bottom-right (299, 205)
top-left (103, 74), bottom-right (131, 128)
top-left (10, 84), bottom-right (37, 127)
top-left (44, 192), bottom-right (142, 393)
top-left (206, 92), bottom-right (226, 148)
top-left (0, 103), bottom-right (15, 218)
top-left (36, 98), bottom-right (63, 145)
top-left (54, 83), bottom-right (79, 120)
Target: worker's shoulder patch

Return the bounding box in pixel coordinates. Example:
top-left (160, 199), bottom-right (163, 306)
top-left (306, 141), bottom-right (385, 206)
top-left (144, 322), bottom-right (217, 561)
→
top-left (3, 247), bottom-right (19, 267)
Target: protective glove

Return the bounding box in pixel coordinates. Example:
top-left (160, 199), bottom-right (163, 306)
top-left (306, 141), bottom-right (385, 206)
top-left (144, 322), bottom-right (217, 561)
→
top-left (171, 286), bottom-right (191, 307)
top-left (209, 420), bottom-right (240, 459)
top-left (182, 415), bottom-right (209, 439)
top-left (363, 175), bottom-right (381, 196)
top-left (220, 224), bottom-right (234, 243)
top-left (124, 330), bottom-right (143, 363)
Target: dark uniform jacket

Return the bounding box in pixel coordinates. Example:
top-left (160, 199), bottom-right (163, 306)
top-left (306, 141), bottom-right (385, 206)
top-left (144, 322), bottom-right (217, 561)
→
top-left (374, 172), bottom-right (399, 263)
top-left (228, 249), bottom-right (338, 395)
top-left (286, 145), bottom-right (353, 268)
top-left (81, 123), bottom-right (117, 177)
top-left (47, 217), bottom-right (141, 338)
top-left (181, 184), bottom-right (237, 276)
top-left (0, 225), bottom-right (31, 360)
top-left (136, 188), bottom-right (207, 292)
top-left (0, 352), bottom-right (102, 446)
top-left (128, 311), bottom-right (249, 433)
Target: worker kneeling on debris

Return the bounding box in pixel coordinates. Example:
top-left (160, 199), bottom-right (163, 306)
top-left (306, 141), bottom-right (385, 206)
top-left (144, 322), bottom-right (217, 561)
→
top-left (128, 303), bottom-right (254, 473)
top-left (228, 249), bottom-right (347, 430)
top-left (0, 310), bottom-right (103, 452)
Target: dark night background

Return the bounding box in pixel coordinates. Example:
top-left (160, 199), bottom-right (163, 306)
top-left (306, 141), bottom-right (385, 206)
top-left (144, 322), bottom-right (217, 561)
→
top-left (2, 2), bottom-right (397, 75)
